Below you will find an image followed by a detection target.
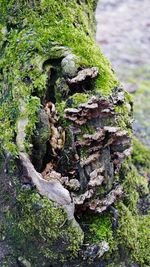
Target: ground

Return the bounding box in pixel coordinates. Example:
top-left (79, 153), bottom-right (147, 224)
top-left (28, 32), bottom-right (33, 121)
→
top-left (96, 0), bottom-right (150, 146)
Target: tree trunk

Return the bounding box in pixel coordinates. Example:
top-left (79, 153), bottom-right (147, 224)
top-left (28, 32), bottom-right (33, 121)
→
top-left (0, 1), bottom-right (149, 267)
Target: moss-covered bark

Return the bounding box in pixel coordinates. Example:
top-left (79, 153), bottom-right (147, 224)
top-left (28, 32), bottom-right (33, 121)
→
top-left (0, 1), bottom-right (149, 266)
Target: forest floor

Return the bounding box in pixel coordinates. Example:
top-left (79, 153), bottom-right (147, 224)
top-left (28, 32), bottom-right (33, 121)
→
top-left (96, 0), bottom-right (150, 146)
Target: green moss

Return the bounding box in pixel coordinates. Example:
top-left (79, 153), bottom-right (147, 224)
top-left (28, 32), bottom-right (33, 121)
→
top-left (79, 142), bottom-right (150, 265)
top-left (115, 104), bottom-right (132, 134)
top-left (69, 93), bottom-right (90, 107)
top-left (79, 123), bottom-right (95, 138)
top-left (132, 137), bottom-right (150, 169)
top-left (0, 0), bottom-right (120, 155)
top-left (116, 203), bottom-right (139, 258)
top-left (4, 189), bottom-right (82, 264)
top-left (24, 96), bottom-right (41, 152)
top-left (0, 97), bottom-right (19, 155)
top-left (114, 90), bottom-right (132, 133)
top-left (114, 140), bottom-right (150, 266)
top-left (56, 100), bottom-right (66, 116)
top-left (1, 1), bottom-right (144, 265)
top-left (116, 203), bottom-right (150, 266)
top-left (80, 147), bottom-right (89, 160)
top-left (81, 213), bottom-right (117, 254)
top-left (124, 90), bottom-right (133, 103)
top-left (121, 159), bottom-right (149, 213)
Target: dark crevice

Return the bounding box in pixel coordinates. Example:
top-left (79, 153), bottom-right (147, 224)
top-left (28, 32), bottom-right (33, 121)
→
top-left (42, 68), bottom-right (59, 104)
top-left (43, 58), bottom-right (63, 69)
top-left (30, 65), bottom-right (62, 174)
top-left (40, 141), bottom-right (54, 173)
top-left (102, 131), bottom-right (111, 147)
top-left (67, 77), bottom-right (96, 96)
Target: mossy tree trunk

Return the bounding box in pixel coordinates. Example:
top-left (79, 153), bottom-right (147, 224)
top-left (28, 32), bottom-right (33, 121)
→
top-left (0, 1), bottom-right (149, 267)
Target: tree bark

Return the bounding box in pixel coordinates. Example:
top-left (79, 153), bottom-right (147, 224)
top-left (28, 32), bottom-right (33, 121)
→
top-left (0, 1), bottom-right (143, 267)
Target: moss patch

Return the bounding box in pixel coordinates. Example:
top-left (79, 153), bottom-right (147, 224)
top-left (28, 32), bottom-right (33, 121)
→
top-left (132, 137), bottom-right (150, 169)
top-left (79, 140), bottom-right (150, 266)
top-left (0, 0), bottom-right (120, 156)
top-left (4, 189), bottom-right (82, 265)
top-left (115, 140), bottom-right (150, 266)
top-left (116, 203), bottom-right (150, 266)
top-left (82, 213), bottom-right (117, 253)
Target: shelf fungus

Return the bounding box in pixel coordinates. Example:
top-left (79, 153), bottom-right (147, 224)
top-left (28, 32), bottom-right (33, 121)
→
top-left (17, 72), bottom-right (132, 221)
top-left (67, 67), bottom-right (99, 84)
top-left (88, 185), bottom-right (123, 213)
top-left (64, 96), bottom-right (115, 125)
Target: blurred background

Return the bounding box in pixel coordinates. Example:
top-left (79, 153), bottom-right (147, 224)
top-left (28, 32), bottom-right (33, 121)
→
top-left (96, 0), bottom-right (150, 146)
